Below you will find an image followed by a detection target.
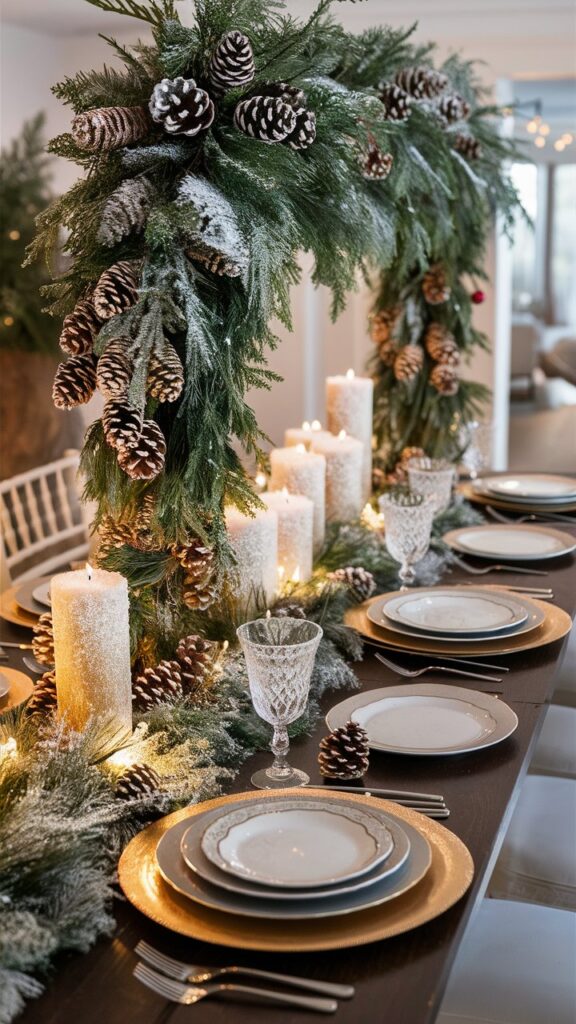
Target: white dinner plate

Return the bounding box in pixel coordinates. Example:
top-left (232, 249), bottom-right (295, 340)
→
top-left (200, 798), bottom-right (394, 888)
top-left (180, 804), bottom-right (411, 901)
top-left (367, 593), bottom-right (545, 644)
top-left (31, 581), bottom-right (51, 608)
top-left (13, 577), bottom-right (51, 618)
top-left (156, 800), bottom-right (432, 920)
top-left (482, 474), bottom-right (576, 502)
top-left (443, 524), bottom-right (576, 562)
top-left (327, 685), bottom-right (518, 756)
top-left (381, 587), bottom-right (528, 636)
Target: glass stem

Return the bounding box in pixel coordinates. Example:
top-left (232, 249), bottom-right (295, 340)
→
top-left (269, 724), bottom-right (291, 779)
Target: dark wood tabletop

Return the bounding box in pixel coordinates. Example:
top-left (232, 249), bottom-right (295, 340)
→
top-left (4, 537), bottom-right (575, 1024)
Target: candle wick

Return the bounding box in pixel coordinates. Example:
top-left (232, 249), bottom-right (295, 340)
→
top-left (86, 562), bottom-right (93, 581)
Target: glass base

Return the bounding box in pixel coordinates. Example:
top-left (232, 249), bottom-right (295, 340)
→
top-left (251, 767), bottom-right (310, 790)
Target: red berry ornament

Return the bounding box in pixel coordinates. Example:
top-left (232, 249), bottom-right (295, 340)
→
top-left (471, 289), bottom-right (485, 304)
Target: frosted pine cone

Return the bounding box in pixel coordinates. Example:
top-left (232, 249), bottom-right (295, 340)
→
top-left (379, 83), bottom-right (412, 121)
top-left (93, 261), bottom-right (140, 320)
top-left (359, 143), bottom-right (393, 180)
top-left (147, 344), bottom-right (184, 402)
top-left (425, 324), bottom-right (460, 366)
top-left (96, 339), bottom-right (132, 399)
top-left (454, 133), bottom-right (482, 161)
top-left (395, 66), bottom-right (448, 99)
top-left (182, 574), bottom-right (218, 611)
top-left (52, 354), bottom-right (97, 408)
top-left (393, 344), bottom-right (424, 383)
top-left (59, 300), bottom-right (100, 356)
top-left (271, 600), bottom-right (307, 619)
top-left (115, 763), bottom-right (161, 800)
top-left (329, 566), bottom-right (376, 601)
top-left (102, 399), bottom-right (143, 451)
top-left (370, 307), bottom-right (401, 344)
top-left (97, 177), bottom-right (154, 247)
top-left (430, 362), bottom-right (460, 396)
top-left (318, 720), bottom-right (370, 780)
top-left (117, 420), bottom-right (166, 480)
top-left (25, 671), bottom-right (57, 720)
top-left (234, 95), bottom-right (296, 143)
top-left (32, 612), bottom-right (54, 666)
top-left (422, 264), bottom-right (451, 305)
top-left (186, 247), bottom-right (246, 278)
top-left (72, 105), bottom-right (149, 152)
top-left (149, 77), bottom-right (214, 137)
top-left (437, 93), bottom-right (471, 124)
top-left (172, 538), bottom-right (215, 580)
top-left (132, 660), bottom-right (183, 711)
top-left (176, 634), bottom-right (217, 693)
top-left (286, 107), bottom-right (316, 151)
top-left (209, 30), bottom-right (255, 93)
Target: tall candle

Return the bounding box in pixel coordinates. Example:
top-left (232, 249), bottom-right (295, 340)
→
top-left (326, 370), bottom-right (374, 500)
top-left (261, 490), bottom-right (314, 583)
top-left (270, 444), bottom-right (326, 551)
top-left (310, 431), bottom-right (363, 522)
top-left (51, 567), bottom-right (132, 742)
top-left (285, 420), bottom-right (333, 451)
top-left (225, 505), bottom-right (278, 605)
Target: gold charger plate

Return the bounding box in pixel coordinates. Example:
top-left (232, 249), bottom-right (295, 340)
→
top-left (118, 788), bottom-right (474, 952)
top-left (345, 592), bottom-right (572, 657)
top-left (0, 587), bottom-right (39, 629)
top-left (0, 667), bottom-right (34, 712)
top-left (460, 481), bottom-right (576, 515)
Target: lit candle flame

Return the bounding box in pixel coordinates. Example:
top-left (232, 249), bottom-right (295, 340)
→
top-left (280, 486), bottom-right (290, 497)
top-left (291, 565), bottom-right (301, 583)
top-left (295, 443), bottom-right (307, 454)
top-left (86, 563), bottom-right (93, 581)
top-left (266, 609), bottom-right (271, 619)
top-left (278, 565), bottom-right (285, 582)
top-left (255, 471), bottom-right (267, 489)
top-left (302, 420), bottom-right (311, 430)
top-left (346, 368), bottom-right (355, 380)
top-left (311, 420), bottom-right (322, 431)
top-left (338, 429), bottom-right (347, 440)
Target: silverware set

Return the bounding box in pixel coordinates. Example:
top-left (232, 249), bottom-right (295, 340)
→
top-left (375, 651), bottom-right (503, 688)
top-left (449, 552), bottom-right (549, 577)
top-left (305, 783), bottom-right (450, 818)
top-left (461, 583), bottom-right (555, 600)
top-left (485, 505), bottom-right (576, 526)
top-left (134, 941), bottom-right (351, 1012)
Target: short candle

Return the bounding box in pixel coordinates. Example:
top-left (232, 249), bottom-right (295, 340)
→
top-left (284, 419), bottom-right (333, 451)
top-left (261, 489), bottom-right (314, 583)
top-left (310, 430), bottom-right (363, 523)
top-left (225, 505), bottom-right (278, 605)
top-left (326, 369), bottom-right (374, 500)
top-left (269, 444), bottom-right (326, 551)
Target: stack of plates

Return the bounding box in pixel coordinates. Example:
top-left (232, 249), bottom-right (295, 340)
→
top-left (0, 576), bottom-right (51, 628)
top-left (118, 788), bottom-right (474, 951)
top-left (463, 473), bottom-right (576, 514)
top-left (345, 585), bottom-right (572, 657)
top-left (444, 523), bottom-right (576, 562)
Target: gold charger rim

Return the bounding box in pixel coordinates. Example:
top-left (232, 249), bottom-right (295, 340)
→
top-left (345, 590), bottom-right (571, 656)
top-left (459, 481), bottom-right (576, 514)
top-left (118, 788), bottom-right (474, 952)
top-left (0, 666), bottom-right (35, 712)
top-left (0, 586), bottom-right (39, 628)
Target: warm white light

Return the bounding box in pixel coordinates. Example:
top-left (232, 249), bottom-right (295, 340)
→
top-left (301, 420), bottom-right (311, 430)
top-left (266, 609), bottom-right (271, 619)
top-left (3, 316), bottom-right (14, 327)
top-left (361, 503), bottom-right (385, 532)
top-left (538, 123), bottom-right (550, 136)
top-left (291, 565), bottom-right (301, 583)
top-left (295, 443), bottom-right (307, 454)
top-left (0, 737), bottom-right (17, 760)
top-left (338, 429), bottom-right (347, 440)
top-left (562, 133), bottom-right (573, 144)
top-left (254, 472), bottom-right (267, 489)
top-left (277, 565), bottom-right (285, 582)
top-left (280, 486), bottom-right (290, 498)
top-left (86, 563), bottom-right (93, 581)
top-left (311, 419), bottom-right (322, 431)
top-left (554, 140), bottom-right (566, 152)
top-left (8, 230), bottom-right (20, 241)
top-left (346, 368), bottom-right (355, 380)
top-left (526, 119), bottom-right (538, 134)
top-left (534, 137), bottom-right (546, 149)
top-left (107, 746), bottom-right (137, 768)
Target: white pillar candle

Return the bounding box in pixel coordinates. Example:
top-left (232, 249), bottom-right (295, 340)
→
top-left (326, 370), bottom-right (374, 500)
top-left (261, 490), bottom-right (314, 584)
top-left (51, 566), bottom-right (132, 742)
top-left (225, 505), bottom-right (278, 605)
top-left (310, 431), bottom-right (364, 523)
top-left (269, 444), bottom-right (326, 552)
top-left (285, 420), bottom-right (333, 451)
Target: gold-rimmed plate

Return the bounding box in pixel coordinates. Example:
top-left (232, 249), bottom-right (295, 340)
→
top-left (0, 667), bottom-right (34, 712)
top-left (460, 481), bottom-right (576, 515)
top-left (118, 788), bottom-right (474, 952)
top-left (345, 591), bottom-right (571, 657)
top-left (0, 587), bottom-right (39, 629)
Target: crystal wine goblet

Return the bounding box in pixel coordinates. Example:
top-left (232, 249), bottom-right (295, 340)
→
top-left (236, 617), bottom-right (323, 790)
top-left (407, 456), bottom-right (456, 514)
top-left (378, 490), bottom-right (435, 587)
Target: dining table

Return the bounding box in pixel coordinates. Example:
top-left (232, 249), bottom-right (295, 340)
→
top-left (2, 529), bottom-right (575, 1024)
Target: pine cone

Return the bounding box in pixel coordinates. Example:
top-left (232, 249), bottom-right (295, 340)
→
top-left (286, 107), bottom-right (316, 151)
top-left (234, 95), bottom-right (296, 143)
top-left (117, 420), bottom-right (166, 480)
top-left (271, 600), bottom-right (307, 619)
top-left (393, 344), bottom-right (423, 383)
top-left (115, 762), bottom-right (161, 800)
top-left (454, 133), bottom-right (482, 160)
top-left (149, 77), bottom-right (215, 137)
top-left (147, 344), bottom-right (184, 402)
top-left (25, 671), bottom-right (57, 720)
top-left (102, 399), bottom-right (143, 451)
top-left (172, 538), bottom-right (215, 579)
top-left (318, 720), bottom-right (370, 780)
top-left (186, 246), bottom-right (245, 278)
top-left (379, 83), bottom-right (412, 121)
top-left (176, 634), bottom-right (217, 693)
top-left (359, 143), bottom-right (393, 180)
top-left (132, 659), bottom-right (183, 711)
top-left (32, 612), bottom-right (54, 667)
top-left (438, 93), bottom-right (471, 124)
top-left (422, 264), bottom-right (451, 305)
top-left (96, 339), bottom-right (132, 399)
top-left (93, 261), bottom-right (140, 320)
top-left (98, 496), bottom-right (158, 558)
top-left (52, 354), bottom-right (97, 409)
top-left (395, 66), bottom-right (448, 99)
top-left (430, 362), bottom-right (460, 396)
top-left (72, 105), bottom-right (149, 152)
top-left (378, 339), bottom-right (398, 367)
top-left (425, 325), bottom-right (460, 367)
top-left (98, 515), bottom-right (134, 557)
top-left (370, 306), bottom-right (401, 345)
top-left (329, 566), bottom-right (376, 601)
top-left (59, 300), bottom-right (100, 356)
top-left (97, 177), bottom-right (154, 247)
top-left (400, 446), bottom-right (426, 465)
top-left (209, 30), bottom-right (255, 93)
top-left (182, 574), bottom-right (218, 611)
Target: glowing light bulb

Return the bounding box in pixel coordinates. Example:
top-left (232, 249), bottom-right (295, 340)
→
top-left (562, 133), bottom-right (573, 144)
top-left (301, 420), bottom-right (311, 430)
top-left (291, 566), bottom-right (301, 583)
top-left (338, 429), bottom-right (347, 440)
top-left (277, 565), bottom-right (285, 582)
top-left (526, 120), bottom-right (538, 134)
top-left (8, 230), bottom-right (20, 241)
top-left (3, 316), bottom-right (14, 327)
top-left (538, 123), bottom-right (550, 136)
top-left (254, 471), bottom-right (267, 489)
top-left (534, 137), bottom-right (546, 149)
top-left (554, 140), bottom-right (566, 152)
top-left (311, 420), bottom-right (322, 431)
top-left (346, 368), bottom-right (355, 380)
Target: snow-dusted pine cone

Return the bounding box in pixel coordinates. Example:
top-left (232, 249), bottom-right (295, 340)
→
top-left (395, 66), bottom-right (448, 99)
top-left (147, 344), bottom-right (184, 402)
top-left (102, 399), bottom-right (143, 451)
top-left (117, 420), bottom-right (166, 480)
top-left (93, 261), bottom-right (140, 320)
top-left (318, 720), bottom-right (370, 780)
top-left (96, 339), bottom-right (132, 399)
top-left (209, 30), bottom-right (255, 93)
top-left (234, 95), bottom-right (296, 143)
top-left (52, 354), bottom-right (97, 409)
top-left (97, 177), bottom-right (154, 247)
top-left (422, 264), bottom-right (451, 305)
top-left (172, 538), bottom-right (215, 582)
top-left (425, 326), bottom-right (460, 367)
top-left (182, 574), bottom-right (218, 612)
top-left (437, 93), bottom-right (471, 124)
top-left (286, 107), bottom-right (316, 151)
top-left (453, 133), bottom-right (482, 161)
top-left (149, 77), bottom-right (215, 137)
top-left (176, 634), bottom-right (217, 693)
top-left (359, 143), bottom-right (393, 180)
top-left (132, 659), bottom-right (183, 711)
top-left (115, 762), bottom-right (161, 800)
top-left (379, 83), bottom-right (412, 121)
top-left (186, 246), bottom-right (246, 278)
top-left (32, 612), bottom-right (54, 667)
top-left (393, 344), bottom-right (424, 383)
top-left (271, 600), bottom-right (307, 619)
top-left (72, 105), bottom-right (149, 152)
top-left (25, 671), bottom-right (57, 720)
top-left (59, 300), bottom-right (100, 356)
top-left (430, 362), bottom-right (460, 396)
top-left (370, 306), bottom-right (401, 344)
top-left (329, 565), bottom-right (376, 601)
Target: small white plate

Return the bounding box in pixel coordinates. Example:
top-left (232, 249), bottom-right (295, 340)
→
top-left (31, 582), bottom-right (51, 608)
top-left (201, 799), bottom-right (394, 888)
top-left (367, 595), bottom-right (545, 644)
top-left (327, 685), bottom-right (518, 757)
top-left (181, 806), bottom-right (410, 900)
top-left (482, 474), bottom-right (576, 502)
top-left (382, 588), bottom-right (528, 636)
top-left (443, 524), bottom-right (576, 562)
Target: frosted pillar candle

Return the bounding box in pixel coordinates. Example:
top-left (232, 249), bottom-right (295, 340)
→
top-left (51, 567), bottom-right (132, 742)
top-left (269, 445), bottom-right (326, 552)
top-left (311, 432), bottom-right (363, 523)
top-left (326, 370), bottom-right (374, 500)
top-left (285, 420), bottom-right (333, 451)
top-left (262, 490), bottom-right (314, 583)
top-left (225, 505), bottom-right (278, 606)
